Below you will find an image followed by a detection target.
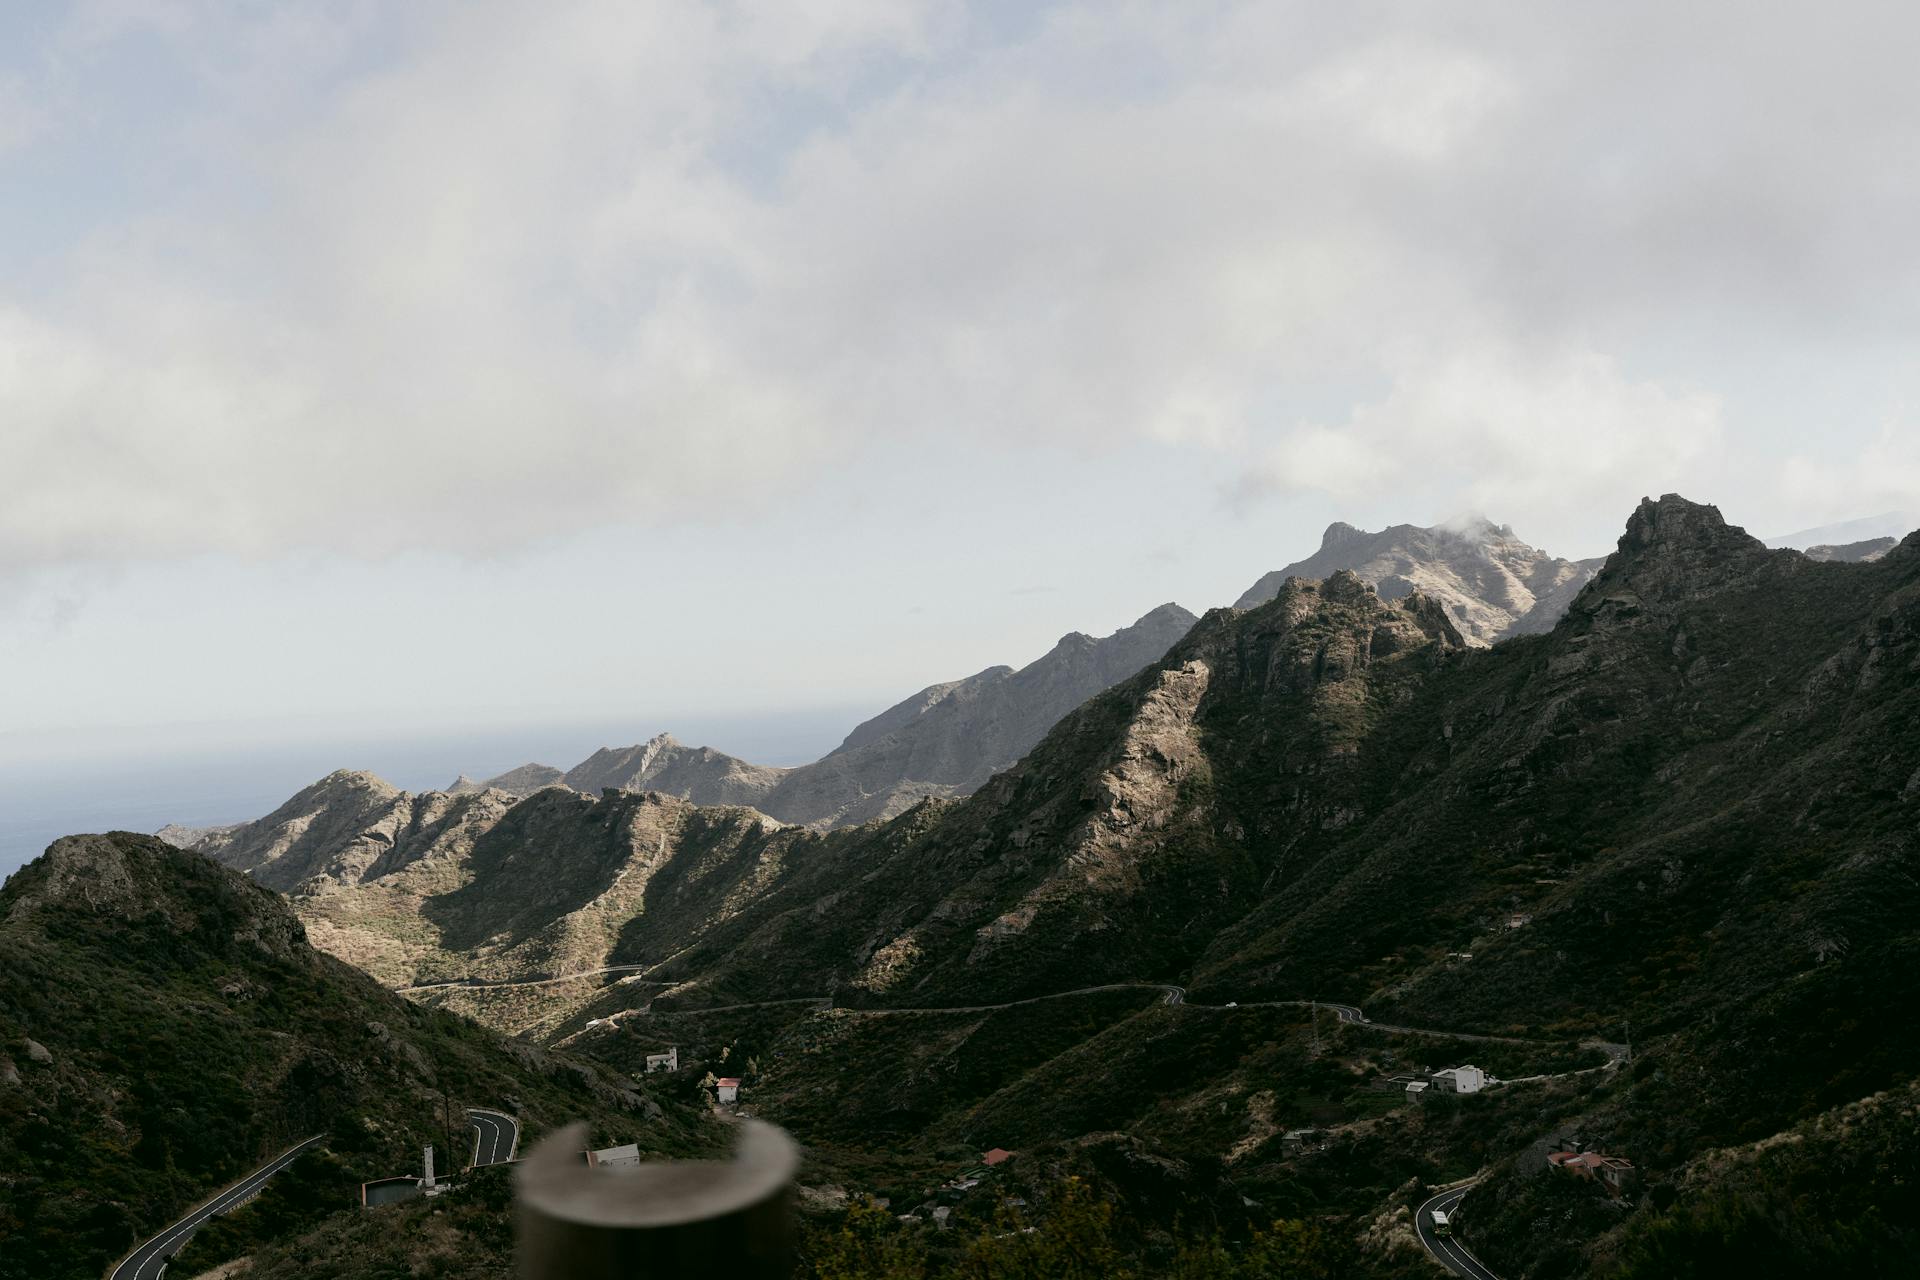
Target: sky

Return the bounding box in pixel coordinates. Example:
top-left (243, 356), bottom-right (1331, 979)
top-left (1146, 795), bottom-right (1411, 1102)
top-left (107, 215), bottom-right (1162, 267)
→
top-left (6, 1), bottom-right (1920, 821)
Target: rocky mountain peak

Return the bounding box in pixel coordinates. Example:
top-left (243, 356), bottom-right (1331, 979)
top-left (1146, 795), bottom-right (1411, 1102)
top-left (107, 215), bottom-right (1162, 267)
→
top-left (1619, 493), bottom-right (1760, 558)
top-left (1132, 601), bottom-right (1200, 630)
top-left (1565, 494), bottom-right (1784, 637)
top-left (6, 833), bottom-right (308, 961)
top-left (1319, 520), bottom-right (1364, 549)
top-left (309, 768), bottom-right (401, 800)
top-left (1239, 516), bottom-right (1597, 645)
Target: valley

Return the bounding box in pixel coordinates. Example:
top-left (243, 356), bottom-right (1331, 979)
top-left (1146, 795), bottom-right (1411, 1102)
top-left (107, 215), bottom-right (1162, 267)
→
top-left (13, 496), bottom-right (1920, 1278)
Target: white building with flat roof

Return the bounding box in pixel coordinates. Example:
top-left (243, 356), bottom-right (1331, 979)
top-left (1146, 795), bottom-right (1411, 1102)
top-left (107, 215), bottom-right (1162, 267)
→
top-left (1431, 1065), bottom-right (1487, 1094)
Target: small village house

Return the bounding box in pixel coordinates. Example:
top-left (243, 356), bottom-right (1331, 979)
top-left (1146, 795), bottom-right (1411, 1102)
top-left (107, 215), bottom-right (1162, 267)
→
top-left (1431, 1065), bottom-right (1487, 1094)
top-left (587, 1143), bottom-right (643, 1169)
top-left (715, 1077), bottom-right (741, 1104)
top-left (645, 1047), bottom-right (679, 1073)
top-left (982, 1148), bottom-right (1014, 1167)
top-left (1548, 1150), bottom-right (1637, 1196)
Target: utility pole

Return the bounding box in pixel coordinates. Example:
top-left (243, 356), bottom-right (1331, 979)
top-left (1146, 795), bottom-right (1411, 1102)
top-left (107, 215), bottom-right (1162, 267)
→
top-left (1310, 997), bottom-right (1321, 1058)
top-left (1623, 1019), bottom-right (1632, 1065)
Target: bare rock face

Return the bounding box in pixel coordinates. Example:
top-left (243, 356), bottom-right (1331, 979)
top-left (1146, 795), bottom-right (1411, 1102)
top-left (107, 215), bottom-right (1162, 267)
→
top-left (4, 833), bottom-right (141, 923)
top-left (1568, 494), bottom-right (1783, 632)
top-left (24, 1038), bottom-right (51, 1064)
top-left (189, 772), bottom-right (519, 893)
top-left (1236, 516), bottom-right (1597, 645)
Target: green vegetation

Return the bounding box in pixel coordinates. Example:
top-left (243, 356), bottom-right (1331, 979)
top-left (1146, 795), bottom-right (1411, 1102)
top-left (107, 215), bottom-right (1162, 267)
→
top-left (801, 1181), bottom-right (1353, 1279)
top-left (174, 1163), bottom-right (522, 1279)
top-left (0, 834), bottom-right (716, 1280)
top-left (13, 502), bottom-right (1920, 1276)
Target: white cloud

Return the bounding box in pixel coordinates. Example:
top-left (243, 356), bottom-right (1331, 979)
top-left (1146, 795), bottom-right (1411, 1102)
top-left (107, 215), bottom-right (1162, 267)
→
top-left (0, 74), bottom-right (46, 153)
top-left (1236, 346), bottom-right (1725, 549)
top-left (4, 1), bottom-right (1919, 572)
top-left (1781, 421), bottom-right (1920, 519)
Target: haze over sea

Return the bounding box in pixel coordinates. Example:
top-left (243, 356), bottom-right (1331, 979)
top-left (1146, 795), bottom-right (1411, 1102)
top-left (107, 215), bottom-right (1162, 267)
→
top-left (0, 708), bottom-right (863, 880)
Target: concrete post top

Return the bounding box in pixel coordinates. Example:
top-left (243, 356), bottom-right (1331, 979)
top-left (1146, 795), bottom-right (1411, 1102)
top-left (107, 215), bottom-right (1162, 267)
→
top-left (515, 1121), bottom-right (799, 1228)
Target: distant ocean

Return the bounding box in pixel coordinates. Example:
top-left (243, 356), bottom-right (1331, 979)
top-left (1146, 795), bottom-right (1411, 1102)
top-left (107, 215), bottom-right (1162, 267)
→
top-left (0, 708), bottom-right (865, 882)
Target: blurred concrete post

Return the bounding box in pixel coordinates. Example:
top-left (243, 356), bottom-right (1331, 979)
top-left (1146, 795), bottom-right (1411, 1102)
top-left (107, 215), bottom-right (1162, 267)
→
top-left (515, 1120), bottom-right (799, 1279)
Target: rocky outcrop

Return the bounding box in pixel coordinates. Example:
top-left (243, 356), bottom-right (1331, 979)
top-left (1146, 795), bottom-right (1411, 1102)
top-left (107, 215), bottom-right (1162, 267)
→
top-left (1566, 493), bottom-right (1784, 631)
top-left (1235, 516), bottom-right (1596, 645)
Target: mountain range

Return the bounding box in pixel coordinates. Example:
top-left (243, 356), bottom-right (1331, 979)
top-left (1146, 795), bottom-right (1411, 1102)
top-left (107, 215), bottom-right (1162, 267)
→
top-left (173, 515), bottom-right (1606, 883)
top-left (26, 495), bottom-right (1920, 1276)
top-left (186, 495), bottom-right (1920, 1273)
top-left (178, 603), bottom-right (1201, 897)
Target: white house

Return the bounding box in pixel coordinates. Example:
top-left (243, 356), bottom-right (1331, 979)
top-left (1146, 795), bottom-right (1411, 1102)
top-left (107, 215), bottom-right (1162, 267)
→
top-left (715, 1077), bottom-right (741, 1104)
top-left (645, 1048), bottom-right (679, 1073)
top-left (1431, 1065), bottom-right (1487, 1094)
top-left (588, 1143), bottom-right (643, 1169)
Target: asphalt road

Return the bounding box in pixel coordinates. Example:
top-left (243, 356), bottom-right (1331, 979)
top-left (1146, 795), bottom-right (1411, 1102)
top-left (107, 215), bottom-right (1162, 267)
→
top-left (469, 1108), bottom-right (520, 1167)
top-left (1414, 1184), bottom-right (1503, 1280)
top-left (401, 964), bottom-right (655, 992)
top-left (108, 1136), bottom-right (323, 1280)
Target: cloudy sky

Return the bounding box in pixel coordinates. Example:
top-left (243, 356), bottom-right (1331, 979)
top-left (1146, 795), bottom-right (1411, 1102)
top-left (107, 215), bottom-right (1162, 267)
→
top-left (5, 0), bottom-right (1920, 780)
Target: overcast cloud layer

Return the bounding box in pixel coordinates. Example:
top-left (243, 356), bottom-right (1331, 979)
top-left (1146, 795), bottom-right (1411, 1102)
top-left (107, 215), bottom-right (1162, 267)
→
top-left (5, 0), bottom-right (1920, 577)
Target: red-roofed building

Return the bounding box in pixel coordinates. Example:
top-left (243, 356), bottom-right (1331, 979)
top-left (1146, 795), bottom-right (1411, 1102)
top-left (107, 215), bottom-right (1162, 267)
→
top-left (1548, 1150), bottom-right (1637, 1196)
top-left (982, 1148), bottom-right (1014, 1167)
top-left (715, 1077), bottom-right (742, 1105)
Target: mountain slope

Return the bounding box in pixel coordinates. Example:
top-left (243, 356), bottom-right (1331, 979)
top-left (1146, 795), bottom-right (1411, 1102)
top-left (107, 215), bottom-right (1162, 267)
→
top-left (0, 833), bottom-right (710, 1280)
top-left (447, 763), bottom-right (565, 797)
top-left (1236, 516), bottom-right (1599, 644)
top-left (189, 771), bottom-right (519, 894)
top-left (554, 603), bottom-right (1201, 829)
top-left (754, 601), bottom-right (1201, 826)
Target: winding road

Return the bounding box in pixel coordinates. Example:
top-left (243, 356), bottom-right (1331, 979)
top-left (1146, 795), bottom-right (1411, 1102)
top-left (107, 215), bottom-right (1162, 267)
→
top-left (1415, 1183), bottom-right (1503, 1280)
top-left (469, 1107), bottom-right (521, 1167)
top-left (520, 970), bottom-right (1605, 1279)
top-left (401, 965), bottom-right (655, 993)
top-left (108, 1135), bottom-right (323, 1280)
